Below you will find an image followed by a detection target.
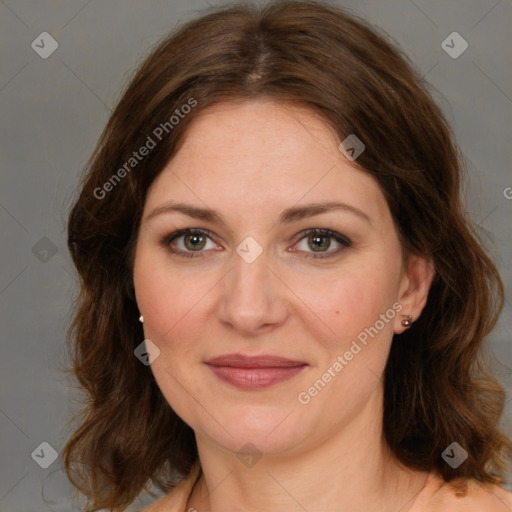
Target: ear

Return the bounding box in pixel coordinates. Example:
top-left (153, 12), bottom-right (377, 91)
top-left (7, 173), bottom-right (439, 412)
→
top-left (393, 254), bottom-right (435, 334)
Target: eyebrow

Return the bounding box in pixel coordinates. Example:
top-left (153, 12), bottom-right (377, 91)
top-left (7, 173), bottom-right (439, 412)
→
top-left (143, 200), bottom-right (371, 227)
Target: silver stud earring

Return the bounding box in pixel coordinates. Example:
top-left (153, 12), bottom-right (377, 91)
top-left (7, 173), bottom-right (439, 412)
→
top-left (401, 314), bottom-right (412, 327)
top-left (139, 315), bottom-right (144, 323)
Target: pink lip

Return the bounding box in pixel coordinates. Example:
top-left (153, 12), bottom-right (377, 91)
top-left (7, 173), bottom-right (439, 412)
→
top-left (204, 354), bottom-right (308, 390)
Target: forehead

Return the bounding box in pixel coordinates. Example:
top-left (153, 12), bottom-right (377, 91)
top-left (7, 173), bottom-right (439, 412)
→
top-left (170, 98), bottom-right (341, 171)
top-left (144, 99), bottom-right (389, 224)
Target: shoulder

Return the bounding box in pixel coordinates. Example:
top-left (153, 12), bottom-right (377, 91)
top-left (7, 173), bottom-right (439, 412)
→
top-left (412, 472), bottom-right (512, 512)
top-left (138, 464), bottom-right (201, 512)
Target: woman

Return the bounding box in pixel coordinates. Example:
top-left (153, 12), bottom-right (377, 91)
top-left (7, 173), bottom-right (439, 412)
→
top-left (63, 1), bottom-right (512, 511)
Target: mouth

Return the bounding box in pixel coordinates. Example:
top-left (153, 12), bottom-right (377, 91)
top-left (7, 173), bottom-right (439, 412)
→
top-left (204, 354), bottom-right (308, 390)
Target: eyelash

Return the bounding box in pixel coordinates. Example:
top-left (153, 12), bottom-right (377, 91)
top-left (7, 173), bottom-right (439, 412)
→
top-left (159, 228), bottom-right (352, 260)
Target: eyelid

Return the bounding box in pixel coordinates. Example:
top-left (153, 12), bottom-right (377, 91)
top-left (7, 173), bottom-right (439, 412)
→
top-left (160, 227), bottom-right (352, 259)
top-left (160, 228), bottom-right (219, 256)
top-left (289, 228), bottom-right (352, 259)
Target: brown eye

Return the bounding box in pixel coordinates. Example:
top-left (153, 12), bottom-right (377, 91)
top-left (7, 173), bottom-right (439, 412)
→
top-left (308, 233), bottom-right (331, 252)
top-left (183, 233), bottom-right (207, 251)
top-left (292, 228), bottom-right (352, 259)
top-left (160, 229), bottom-right (217, 258)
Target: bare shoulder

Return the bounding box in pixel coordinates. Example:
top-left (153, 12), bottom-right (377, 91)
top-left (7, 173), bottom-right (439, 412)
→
top-left (415, 474), bottom-right (512, 511)
top-left (460, 479), bottom-right (512, 511)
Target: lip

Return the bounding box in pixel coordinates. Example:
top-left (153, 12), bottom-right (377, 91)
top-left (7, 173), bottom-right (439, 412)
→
top-left (204, 353), bottom-right (308, 390)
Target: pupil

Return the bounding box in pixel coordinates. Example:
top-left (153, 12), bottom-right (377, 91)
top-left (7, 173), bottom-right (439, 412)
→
top-left (310, 234), bottom-right (330, 252)
top-left (186, 234), bottom-right (205, 250)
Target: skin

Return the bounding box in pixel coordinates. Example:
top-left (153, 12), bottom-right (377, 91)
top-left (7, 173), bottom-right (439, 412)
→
top-left (133, 99), bottom-right (435, 512)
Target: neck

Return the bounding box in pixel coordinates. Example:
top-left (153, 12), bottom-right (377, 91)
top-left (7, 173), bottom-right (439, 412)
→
top-left (188, 386), bottom-right (429, 512)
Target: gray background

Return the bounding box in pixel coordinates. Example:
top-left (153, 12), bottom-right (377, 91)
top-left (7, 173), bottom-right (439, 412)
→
top-left (1, 0), bottom-right (511, 510)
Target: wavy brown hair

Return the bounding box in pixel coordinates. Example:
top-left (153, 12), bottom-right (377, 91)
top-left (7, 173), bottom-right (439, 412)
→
top-left (63, 0), bottom-right (511, 510)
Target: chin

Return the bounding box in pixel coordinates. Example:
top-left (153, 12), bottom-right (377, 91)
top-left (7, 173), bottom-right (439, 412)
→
top-left (195, 404), bottom-right (311, 457)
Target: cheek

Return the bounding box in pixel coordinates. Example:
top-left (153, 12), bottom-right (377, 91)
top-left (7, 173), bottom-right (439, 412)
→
top-left (296, 270), bottom-right (400, 416)
top-left (134, 260), bottom-right (209, 420)
top-left (134, 252), bottom-right (214, 342)
top-left (301, 262), bottom-right (400, 347)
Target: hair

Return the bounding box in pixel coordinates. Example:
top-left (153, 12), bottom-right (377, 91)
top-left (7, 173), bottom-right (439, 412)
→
top-left (63, 0), bottom-right (511, 510)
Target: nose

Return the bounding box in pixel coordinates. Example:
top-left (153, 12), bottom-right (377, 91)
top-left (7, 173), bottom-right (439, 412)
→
top-left (215, 245), bottom-right (289, 335)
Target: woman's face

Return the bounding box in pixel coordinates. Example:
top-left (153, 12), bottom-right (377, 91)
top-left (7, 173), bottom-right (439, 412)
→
top-left (133, 99), bottom-right (429, 457)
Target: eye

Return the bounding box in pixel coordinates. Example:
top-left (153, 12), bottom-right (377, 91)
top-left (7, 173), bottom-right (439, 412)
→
top-left (290, 228), bottom-right (352, 259)
top-left (160, 229), bottom-right (219, 258)
top-left (160, 227), bottom-right (352, 259)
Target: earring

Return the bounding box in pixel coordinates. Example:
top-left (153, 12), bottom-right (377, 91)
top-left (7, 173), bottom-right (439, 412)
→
top-left (139, 315), bottom-right (144, 323)
top-left (401, 314), bottom-right (413, 327)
